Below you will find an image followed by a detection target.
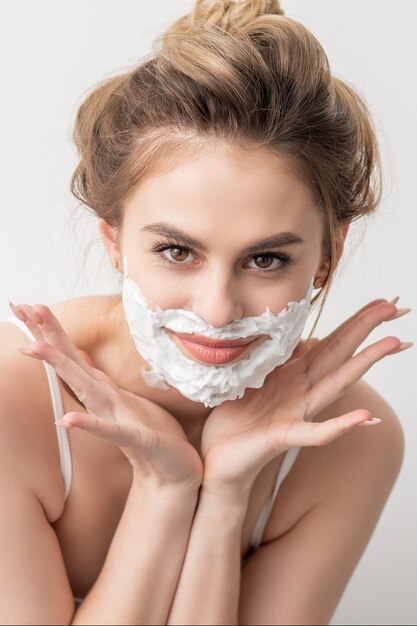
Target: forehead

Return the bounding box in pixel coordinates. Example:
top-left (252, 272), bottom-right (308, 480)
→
top-left (124, 145), bottom-right (322, 241)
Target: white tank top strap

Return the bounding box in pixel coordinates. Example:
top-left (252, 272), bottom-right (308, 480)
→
top-left (249, 446), bottom-right (301, 550)
top-left (2, 316), bottom-right (72, 500)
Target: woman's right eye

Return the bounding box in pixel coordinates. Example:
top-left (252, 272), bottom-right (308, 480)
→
top-left (150, 240), bottom-right (196, 268)
top-left (161, 246), bottom-right (193, 264)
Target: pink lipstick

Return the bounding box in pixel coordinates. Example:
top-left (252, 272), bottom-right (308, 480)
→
top-left (172, 332), bottom-right (257, 365)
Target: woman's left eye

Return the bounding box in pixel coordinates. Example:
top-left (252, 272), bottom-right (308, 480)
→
top-left (247, 254), bottom-right (288, 271)
top-left (150, 240), bottom-right (292, 273)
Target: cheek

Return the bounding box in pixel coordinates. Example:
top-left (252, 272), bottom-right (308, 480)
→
top-left (128, 273), bottom-right (312, 315)
top-left (244, 262), bottom-right (314, 314)
top-left (122, 249), bottom-right (182, 309)
top-left (253, 279), bottom-right (313, 316)
top-left (263, 293), bottom-right (305, 316)
top-left (128, 273), bottom-right (184, 311)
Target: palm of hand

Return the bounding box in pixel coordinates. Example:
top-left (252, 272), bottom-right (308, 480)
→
top-left (200, 297), bottom-right (409, 490)
top-left (200, 341), bottom-right (312, 485)
top-left (12, 296), bottom-right (409, 493)
top-left (11, 302), bottom-right (203, 488)
top-left (114, 386), bottom-right (204, 487)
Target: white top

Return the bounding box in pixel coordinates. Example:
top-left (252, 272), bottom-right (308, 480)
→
top-left (3, 316), bottom-right (72, 499)
top-left (3, 315), bottom-right (301, 604)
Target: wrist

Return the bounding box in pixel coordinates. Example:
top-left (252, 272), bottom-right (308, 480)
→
top-left (200, 481), bottom-right (251, 516)
top-left (202, 470), bottom-right (258, 504)
top-left (131, 472), bottom-right (200, 505)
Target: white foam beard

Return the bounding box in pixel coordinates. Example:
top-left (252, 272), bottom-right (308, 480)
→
top-left (121, 255), bottom-right (314, 408)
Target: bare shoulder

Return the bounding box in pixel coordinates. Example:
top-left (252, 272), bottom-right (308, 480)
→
top-left (0, 320), bottom-right (66, 521)
top-left (265, 378), bottom-right (405, 541)
top-left (302, 376), bottom-right (403, 481)
top-left (239, 379), bottom-right (406, 624)
top-left (0, 321), bottom-right (77, 622)
top-left (307, 376), bottom-right (405, 502)
top-left (46, 294), bottom-right (119, 347)
top-left (313, 377), bottom-right (405, 479)
top-left (0, 294), bottom-right (117, 520)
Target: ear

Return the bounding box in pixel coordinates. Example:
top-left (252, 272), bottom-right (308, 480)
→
top-left (315, 223), bottom-right (350, 285)
top-left (335, 222), bottom-right (350, 263)
top-left (98, 218), bottom-right (121, 267)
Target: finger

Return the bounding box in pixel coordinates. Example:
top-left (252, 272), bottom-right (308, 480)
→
top-left (9, 302), bottom-right (45, 341)
top-left (303, 300), bottom-right (408, 386)
top-left (18, 341), bottom-right (117, 417)
top-left (267, 409), bottom-right (377, 451)
top-left (387, 340), bottom-right (414, 354)
top-left (57, 410), bottom-right (138, 445)
top-left (57, 411), bottom-right (157, 462)
top-left (15, 303), bottom-right (122, 390)
top-left (19, 303), bottom-right (95, 376)
top-left (301, 298), bottom-right (396, 370)
top-left (306, 335), bottom-right (401, 418)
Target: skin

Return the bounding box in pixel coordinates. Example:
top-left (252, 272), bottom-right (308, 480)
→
top-left (5, 144), bottom-right (412, 623)
top-left (96, 145), bottom-right (343, 450)
top-left (10, 144), bottom-right (410, 472)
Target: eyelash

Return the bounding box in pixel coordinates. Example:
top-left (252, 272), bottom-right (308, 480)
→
top-left (150, 239), bottom-right (293, 274)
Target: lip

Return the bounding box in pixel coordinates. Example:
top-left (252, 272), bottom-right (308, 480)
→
top-left (176, 336), bottom-right (255, 364)
top-left (174, 333), bottom-right (255, 348)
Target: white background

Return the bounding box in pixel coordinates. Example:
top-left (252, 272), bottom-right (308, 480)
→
top-left (0, 1), bottom-right (416, 623)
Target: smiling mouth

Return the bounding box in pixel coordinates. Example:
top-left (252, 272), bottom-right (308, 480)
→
top-left (166, 330), bottom-right (263, 365)
top-left (173, 332), bottom-right (256, 348)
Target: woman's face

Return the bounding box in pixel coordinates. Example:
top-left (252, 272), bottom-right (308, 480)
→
top-left (115, 146), bottom-right (327, 331)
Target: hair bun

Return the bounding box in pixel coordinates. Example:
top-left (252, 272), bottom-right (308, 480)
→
top-left (159, 0), bottom-right (285, 47)
top-left (71, 0), bottom-right (382, 339)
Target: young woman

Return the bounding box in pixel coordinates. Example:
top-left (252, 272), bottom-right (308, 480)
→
top-left (0, 1), bottom-right (412, 624)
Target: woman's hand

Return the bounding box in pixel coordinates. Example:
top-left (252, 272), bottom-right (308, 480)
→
top-left (9, 301), bottom-right (203, 494)
top-left (200, 297), bottom-right (412, 495)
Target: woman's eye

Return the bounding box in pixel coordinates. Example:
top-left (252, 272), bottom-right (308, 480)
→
top-left (162, 247), bottom-right (193, 263)
top-left (151, 241), bottom-right (292, 273)
top-left (248, 255), bottom-right (284, 271)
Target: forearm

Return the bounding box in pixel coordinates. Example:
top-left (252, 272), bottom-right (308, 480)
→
top-left (71, 478), bottom-right (199, 625)
top-left (166, 486), bottom-right (249, 625)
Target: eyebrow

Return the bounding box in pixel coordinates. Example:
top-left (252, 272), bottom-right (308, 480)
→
top-left (141, 222), bottom-right (305, 255)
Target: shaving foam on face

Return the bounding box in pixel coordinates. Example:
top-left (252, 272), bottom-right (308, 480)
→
top-left (121, 255), bottom-right (314, 407)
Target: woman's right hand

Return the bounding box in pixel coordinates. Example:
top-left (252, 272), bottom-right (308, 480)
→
top-left (9, 301), bottom-right (204, 494)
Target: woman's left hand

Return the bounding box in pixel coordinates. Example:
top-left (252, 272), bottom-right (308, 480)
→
top-left (200, 297), bottom-right (412, 495)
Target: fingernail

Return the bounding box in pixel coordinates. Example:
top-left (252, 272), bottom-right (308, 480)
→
top-left (16, 346), bottom-right (39, 356)
top-left (9, 301), bottom-right (28, 322)
top-left (389, 296), bottom-right (400, 305)
top-left (359, 417), bottom-right (381, 427)
top-left (388, 307), bottom-right (412, 320)
top-left (55, 420), bottom-right (72, 428)
top-left (390, 341), bottom-right (414, 354)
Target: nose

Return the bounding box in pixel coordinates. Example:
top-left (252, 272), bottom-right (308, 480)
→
top-left (191, 266), bottom-right (244, 328)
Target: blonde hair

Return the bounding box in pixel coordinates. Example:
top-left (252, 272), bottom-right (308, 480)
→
top-left (70, 0), bottom-right (382, 334)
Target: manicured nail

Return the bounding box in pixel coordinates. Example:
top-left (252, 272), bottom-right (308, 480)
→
top-left (388, 307), bottom-right (412, 320)
top-left (389, 296), bottom-right (400, 305)
top-left (55, 420), bottom-right (72, 429)
top-left (390, 341), bottom-right (414, 354)
top-left (9, 301), bottom-right (28, 322)
top-left (16, 346), bottom-right (39, 357)
top-left (359, 417), bottom-right (381, 427)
